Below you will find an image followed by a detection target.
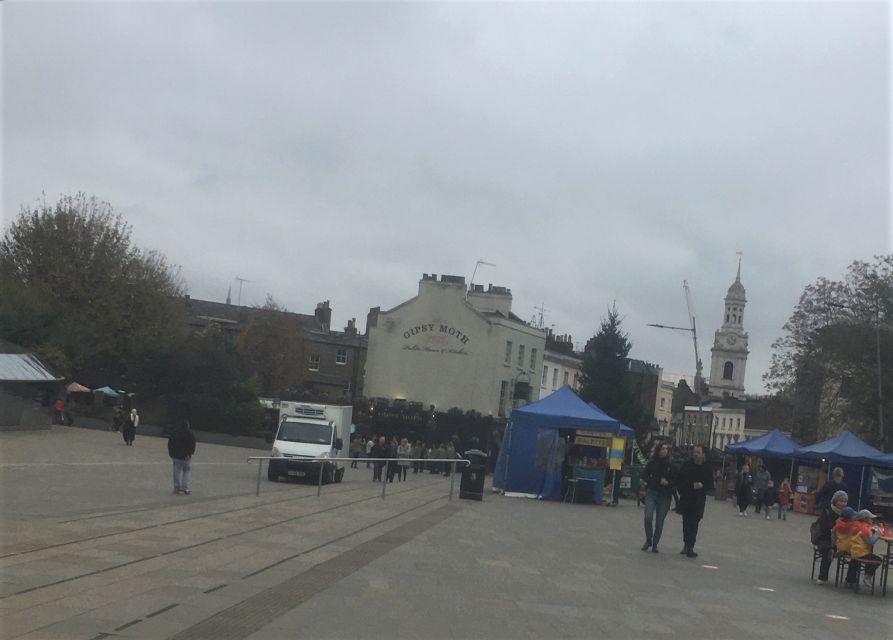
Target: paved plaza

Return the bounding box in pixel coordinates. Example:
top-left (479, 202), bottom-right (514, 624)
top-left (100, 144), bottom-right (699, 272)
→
top-left (1, 427), bottom-right (891, 640)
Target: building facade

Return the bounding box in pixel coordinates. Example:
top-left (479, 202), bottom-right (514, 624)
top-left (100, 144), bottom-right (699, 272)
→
top-left (184, 297), bottom-right (367, 403)
top-left (708, 261), bottom-right (749, 399)
top-left (363, 274), bottom-right (546, 417)
top-left (540, 334), bottom-right (582, 399)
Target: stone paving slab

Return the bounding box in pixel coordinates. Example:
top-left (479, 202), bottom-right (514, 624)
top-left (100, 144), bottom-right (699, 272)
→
top-left (3, 427), bottom-right (892, 640)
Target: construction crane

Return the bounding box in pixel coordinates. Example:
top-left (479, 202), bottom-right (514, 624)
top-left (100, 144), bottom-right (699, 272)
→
top-left (647, 280), bottom-right (708, 448)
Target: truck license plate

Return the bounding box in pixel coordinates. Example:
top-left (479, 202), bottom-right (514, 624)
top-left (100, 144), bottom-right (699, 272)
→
top-left (288, 470), bottom-right (306, 477)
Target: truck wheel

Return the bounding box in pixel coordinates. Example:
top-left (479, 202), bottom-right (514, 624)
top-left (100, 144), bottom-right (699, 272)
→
top-left (335, 467), bottom-right (345, 483)
top-left (324, 465), bottom-right (335, 485)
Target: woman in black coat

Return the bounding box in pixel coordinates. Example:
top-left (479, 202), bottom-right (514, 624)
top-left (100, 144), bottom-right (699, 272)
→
top-left (735, 464), bottom-right (752, 516)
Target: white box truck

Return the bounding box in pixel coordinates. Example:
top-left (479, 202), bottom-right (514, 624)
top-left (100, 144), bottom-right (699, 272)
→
top-left (268, 402), bottom-right (351, 484)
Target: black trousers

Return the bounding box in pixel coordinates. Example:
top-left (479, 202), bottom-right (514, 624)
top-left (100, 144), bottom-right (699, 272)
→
top-left (681, 498), bottom-right (706, 548)
top-left (846, 553), bottom-right (882, 583)
top-left (373, 461), bottom-right (384, 481)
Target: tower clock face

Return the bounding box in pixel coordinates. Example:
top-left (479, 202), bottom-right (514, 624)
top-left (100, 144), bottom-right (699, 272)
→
top-left (726, 335), bottom-right (737, 346)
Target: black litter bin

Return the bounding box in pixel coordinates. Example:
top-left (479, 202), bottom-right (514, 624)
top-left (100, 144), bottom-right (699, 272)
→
top-left (460, 450), bottom-right (488, 501)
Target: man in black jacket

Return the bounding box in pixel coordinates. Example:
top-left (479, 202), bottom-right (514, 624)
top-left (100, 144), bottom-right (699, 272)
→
top-left (676, 445), bottom-right (714, 558)
top-left (168, 420), bottom-right (197, 495)
top-left (370, 436), bottom-right (387, 482)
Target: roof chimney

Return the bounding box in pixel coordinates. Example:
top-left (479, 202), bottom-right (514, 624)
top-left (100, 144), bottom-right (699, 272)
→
top-left (315, 300), bottom-right (332, 331)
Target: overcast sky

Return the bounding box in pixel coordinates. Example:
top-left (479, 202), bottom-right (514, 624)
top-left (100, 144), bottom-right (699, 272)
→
top-left (3, 2), bottom-right (889, 394)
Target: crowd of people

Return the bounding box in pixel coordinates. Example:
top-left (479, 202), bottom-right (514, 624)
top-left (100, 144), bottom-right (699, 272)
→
top-left (348, 435), bottom-right (463, 483)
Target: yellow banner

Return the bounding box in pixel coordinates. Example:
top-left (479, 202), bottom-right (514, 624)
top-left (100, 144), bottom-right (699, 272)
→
top-left (609, 437), bottom-right (625, 470)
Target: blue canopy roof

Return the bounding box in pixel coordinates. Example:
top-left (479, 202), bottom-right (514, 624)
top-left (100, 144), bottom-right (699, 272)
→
top-left (724, 429), bottom-right (798, 458)
top-left (794, 431), bottom-right (884, 465)
top-left (510, 385), bottom-right (634, 435)
top-left (870, 452), bottom-right (893, 467)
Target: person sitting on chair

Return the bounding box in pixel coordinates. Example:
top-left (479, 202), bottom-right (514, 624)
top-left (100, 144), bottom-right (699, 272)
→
top-left (832, 506), bottom-right (883, 589)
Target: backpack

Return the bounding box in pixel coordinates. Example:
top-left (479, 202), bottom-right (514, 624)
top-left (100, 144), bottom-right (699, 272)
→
top-left (810, 520), bottom-right (822, 546)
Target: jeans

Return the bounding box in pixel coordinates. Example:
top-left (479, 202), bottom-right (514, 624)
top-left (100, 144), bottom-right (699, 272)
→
top-left (172, 458), bottom-right (191, 490)
top-left (777, 503), bottom-right (787, 519)
top-left (643, 490), bottom-right (671, 547)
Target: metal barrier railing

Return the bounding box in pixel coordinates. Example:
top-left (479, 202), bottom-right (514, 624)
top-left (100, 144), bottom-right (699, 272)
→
top-left (246, 456), bottom-right (471, 499)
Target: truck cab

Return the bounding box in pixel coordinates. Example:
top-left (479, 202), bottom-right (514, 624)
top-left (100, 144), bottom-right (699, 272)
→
top-left (268, 403), bottom-right (351, 484)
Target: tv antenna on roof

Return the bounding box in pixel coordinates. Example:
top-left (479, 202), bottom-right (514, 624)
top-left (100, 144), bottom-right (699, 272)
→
top-left (532, 302), bottom-right (548, 330)
top-left (234, 276), bottom-right (251, 306)
top-left (466, 259), bottom-right (496, 300)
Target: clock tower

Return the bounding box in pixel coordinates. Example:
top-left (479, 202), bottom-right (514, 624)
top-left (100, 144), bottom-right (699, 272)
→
top-left (708, 259), bottom-right (749, 399)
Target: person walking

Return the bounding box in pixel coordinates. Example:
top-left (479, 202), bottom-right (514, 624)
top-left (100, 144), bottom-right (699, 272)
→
top-left (641, 443), bottom-right (674, 553)
top-left (53, 398), bottom-right (65, 425)
top-left (386, 437), bottom-right (399, 483)
top-left (168, 419), bottom-right (196, 495)
top-left (112, 408), bottom-right (123, 433)
top-left (366, 435), bottom-right (376, 469)
top-left (752, 466), bottom-right (770, 514)
top-left (813, 490), bottom-right (848, 585)
top-left (776, 478), bottom-right (792, 520)
top-left (735, 464), bottom-right (753, 516)
top-left (370, 436), bottom-right (386, 482)
top-left (762, 480), bottom-right (777, 520)
top-left (676, 444), bottom-right (714, 558)
top-left (397, 438), bottom-right (411, 482)
top-left (815, 467), bottom-right (848, 509)
top-left (410, 440), bottom-right (422, 474)
top-left (349, 437), bottom-right (363, 469)
top-left (122, 409), bottom-right (139, 446)
top-left (443, 442), bottom-right (456, 477)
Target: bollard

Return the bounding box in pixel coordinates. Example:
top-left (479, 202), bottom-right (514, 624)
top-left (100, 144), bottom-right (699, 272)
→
top-left (317, 461), bottom-right (324, 497)
top-left (449, 461), bottom-right (456, 501)
top-left (381, 467), bottom-right (387, 499)
top-left (256, 459), bottom-right (263, 497)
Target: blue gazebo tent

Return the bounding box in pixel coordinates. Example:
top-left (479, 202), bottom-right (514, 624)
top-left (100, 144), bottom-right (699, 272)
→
top-left (724, 428), bottom-right (798, 459)
top-left (794, 431), bottom-right (885, 509)
top-left (93, 386), bottom-right (121, 397)
top-left (493, 385), bottom-right (633, 501)
top-left (795, 431), bottom-right (884, 464)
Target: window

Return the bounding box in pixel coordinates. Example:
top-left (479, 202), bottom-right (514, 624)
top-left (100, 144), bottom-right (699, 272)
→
top-left (723, 361), bottom-right (734, 379)
top-left (660, 397), bottom-right (666, 408)
top-left (722, 417), bottom-right (726, 428)
top-left (335, 348), bottom-right (347, 365)
top-left (309, 354), bottom-right (320, 371)
top-left (499, 381), bottom-right (508, 416)
top-left (518, 345), bottom-right (526, 367)
top-left (736, 418), bottom-right (741, 428)
top-left (552, 368), bottom-right (559, 388)
top-left (563, 371), bottom-right (569, 385)
top-left (530, 348), bottom-right (537, 370)
top-left (725, 314), bottom-right (729, 323)
top-left (542, 365), bottom-right (548, 385)
top-left (504, 341), bottom-right (512, 364)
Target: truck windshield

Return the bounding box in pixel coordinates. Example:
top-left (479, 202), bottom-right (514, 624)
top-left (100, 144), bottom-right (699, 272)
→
top-left (277, 422), bottom-right (332, 445)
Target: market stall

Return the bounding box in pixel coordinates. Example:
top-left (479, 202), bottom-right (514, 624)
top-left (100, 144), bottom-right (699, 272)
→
top-left (722, 429), bottom-right (798, 502)
top-left (793, 431), bottom-right (885, 511)
top-left (492, 385), bottom-right (633, 501)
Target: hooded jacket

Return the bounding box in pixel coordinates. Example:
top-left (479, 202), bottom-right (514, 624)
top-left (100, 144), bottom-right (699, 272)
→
top-left (832, 518), bottom-right (880, 558)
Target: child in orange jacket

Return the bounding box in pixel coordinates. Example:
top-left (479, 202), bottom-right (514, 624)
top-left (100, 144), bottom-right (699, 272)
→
top-left (832, 507), bottom-right (883, 587)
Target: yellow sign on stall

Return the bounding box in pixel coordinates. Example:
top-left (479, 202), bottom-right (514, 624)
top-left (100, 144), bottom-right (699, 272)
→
top-left (609, 437), bottom-right (625, 470)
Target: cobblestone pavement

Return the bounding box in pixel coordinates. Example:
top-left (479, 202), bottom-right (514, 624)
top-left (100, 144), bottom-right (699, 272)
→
top-left (1, 427), bottom-right (890, 640)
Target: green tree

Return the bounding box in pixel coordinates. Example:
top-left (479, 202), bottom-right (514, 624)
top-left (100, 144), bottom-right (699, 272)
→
top-left (765, 256), bottom-right (893, 448)
top-left (237, 296), bottom-right (305, 397)
top-left (580, 304), bottom-right (647, 438)
top-left (132, 327), bottom-right (263, 435)
top-left (0, 193), bottom-right (186, 382)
